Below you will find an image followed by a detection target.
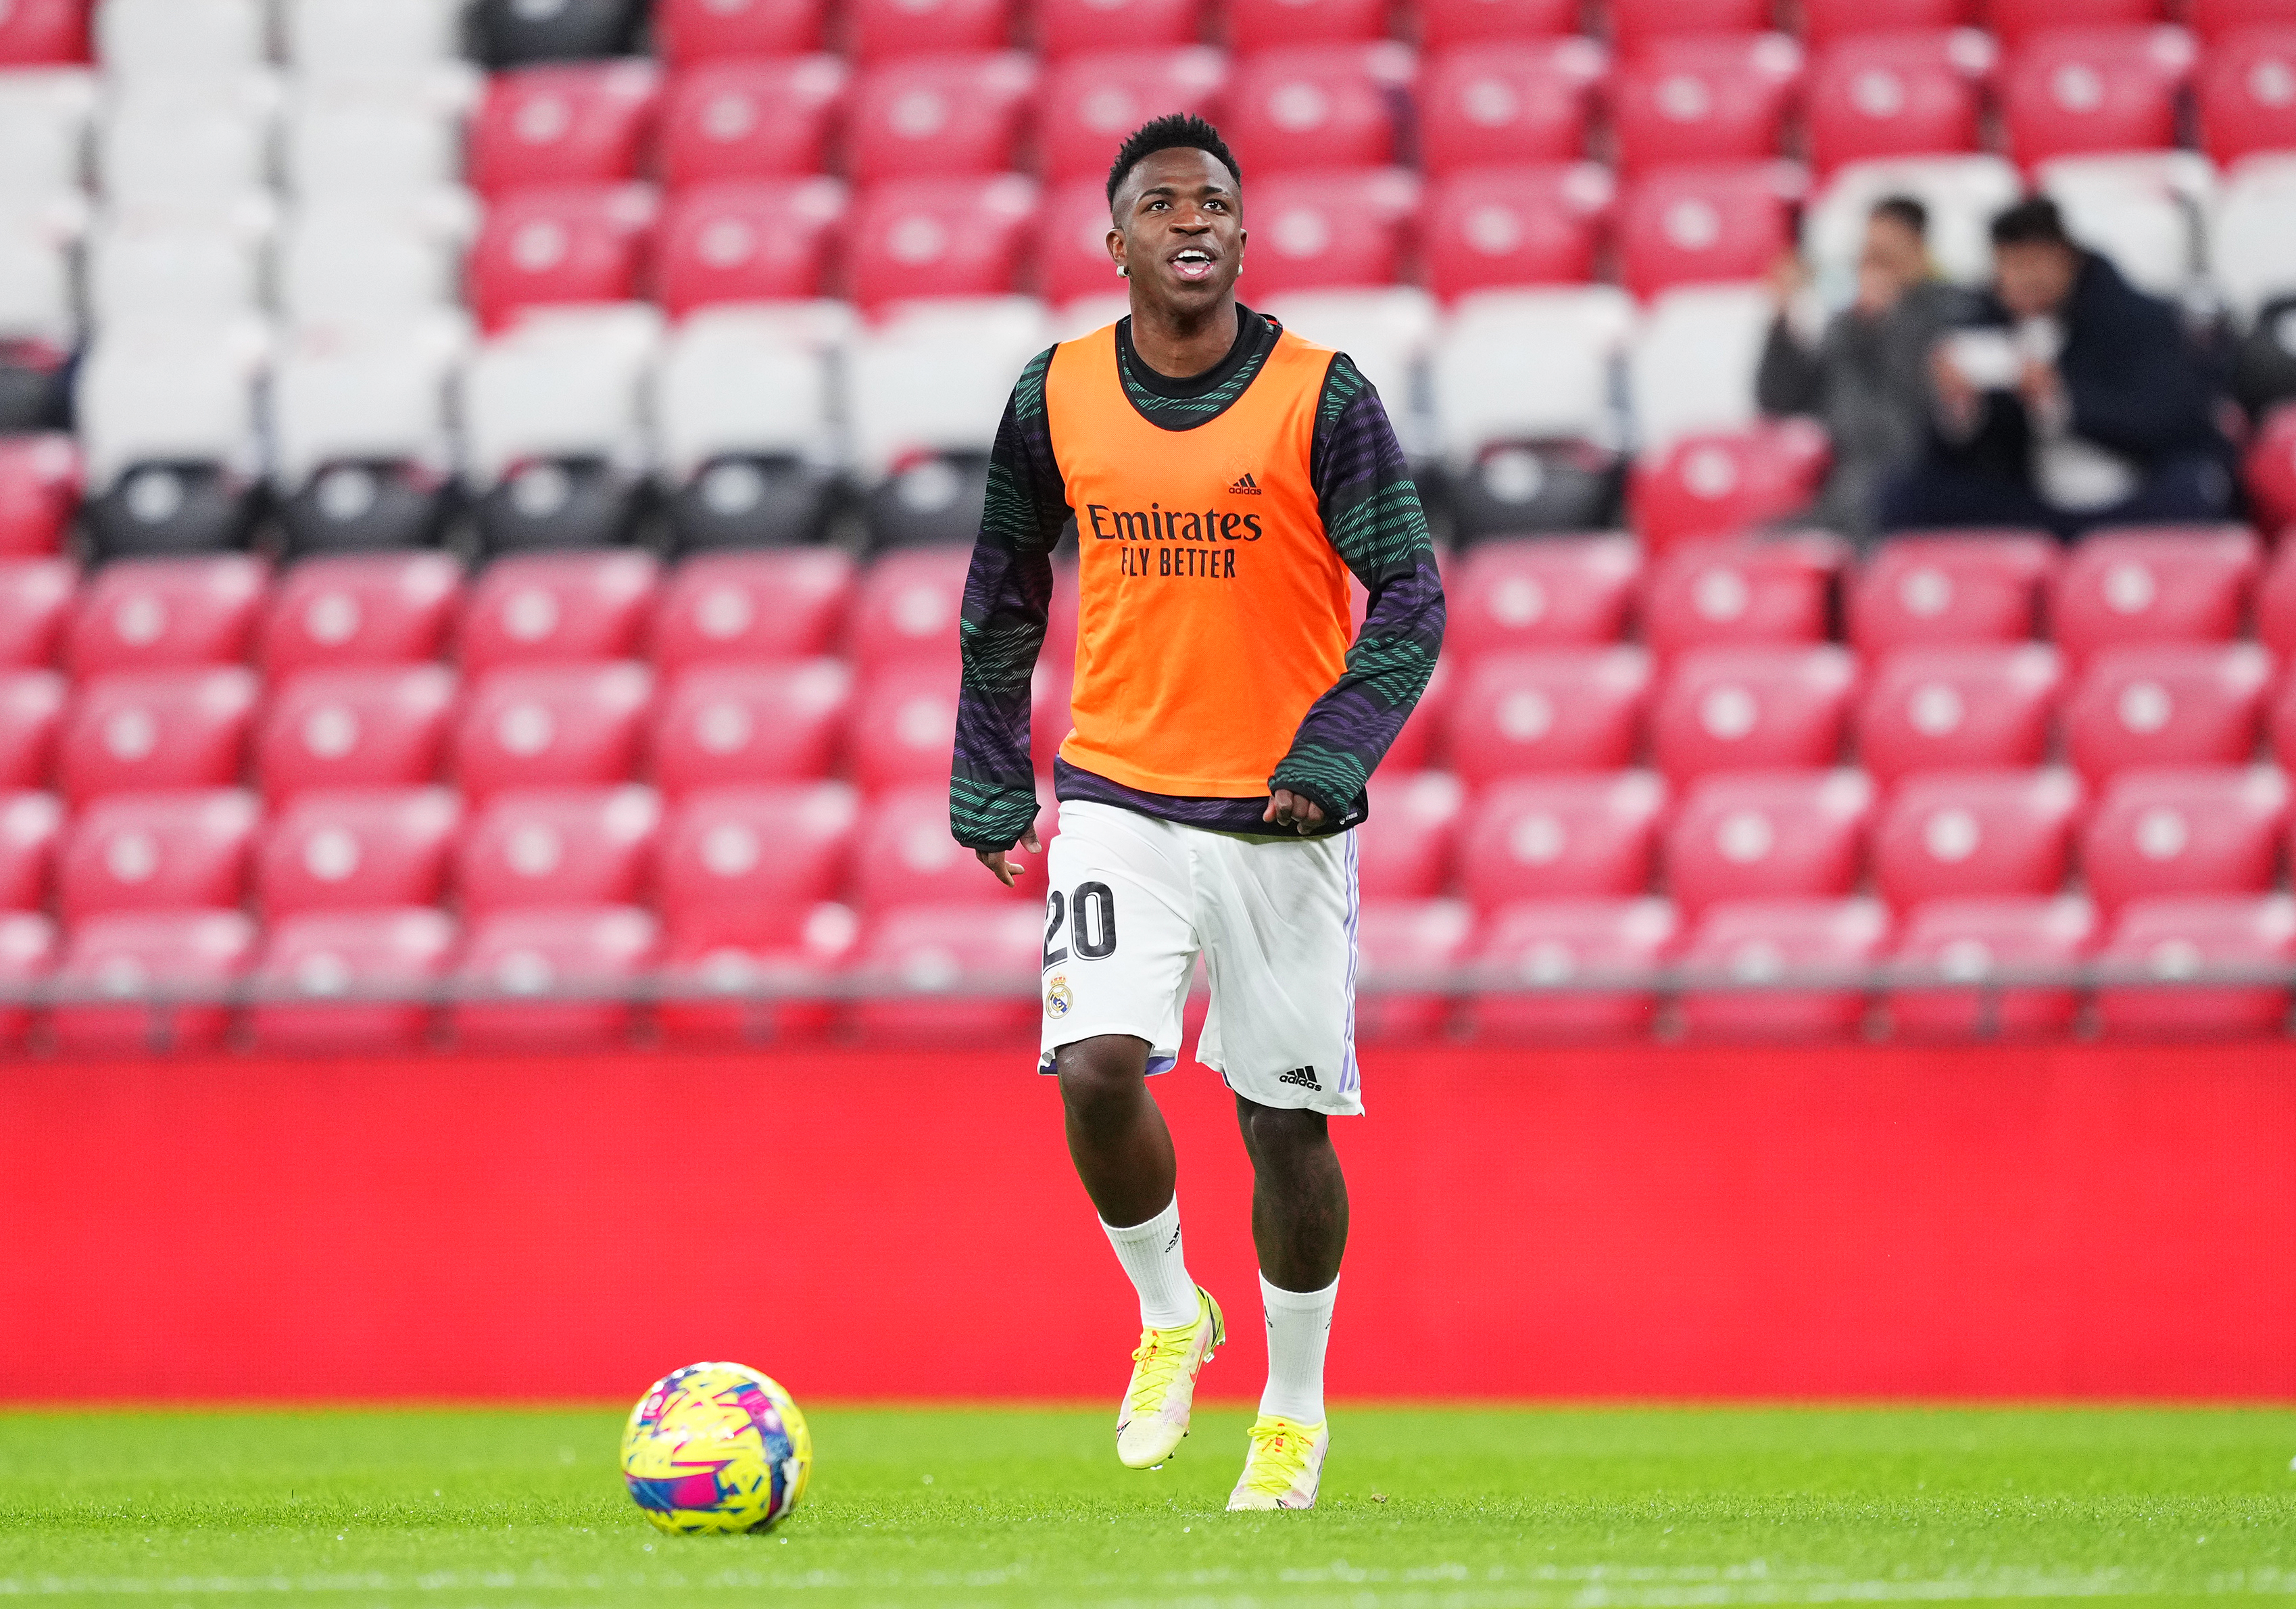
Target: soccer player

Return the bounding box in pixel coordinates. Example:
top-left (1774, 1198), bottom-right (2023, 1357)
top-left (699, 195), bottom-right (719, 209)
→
top-left (949, 116), bottom-right (1444, 1511)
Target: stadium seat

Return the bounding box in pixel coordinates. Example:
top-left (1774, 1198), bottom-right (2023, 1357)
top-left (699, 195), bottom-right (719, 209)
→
top-left (1855, 644), bottom-right (2064, 786)
top-left (1989, 0), bottom-right (2168, 50)
top-left (0, 435), bottom-right (82, 558)
top-left (850, 0), bottom-right (1012, 60)
top-left (2190, 0), bottom-right (2296, 40)
top-left (652, 661), bottom-right (854, 796)
top-left (1801, 153), bottom-right (2023, 289)
top-left (245, 907), bottom-right (456, 1053)
top-left (0, 909), bottom-right (53, 1045)
top-left (468, 61), bottom-right (659, 195)
top-left (1887, 894), bottom-right (2095, 1038)
top-left (57, 788), bottom-right (259, 922)
top-left (2036, 151), bottom-right (2214, 298)
top-left (59, 669), bottom-right (258, 804)
top-left (656, 0), bottom-right (825, 63)
top-left (470, 0), bottom-right (648, 68)
top-left (1039, 49), bottom-right (1227, 181)
top-left (847, 548), bottom-right (971, 672)
top-left (1227, 0), bottom-right (1384, 51)
top-left (658, 179), bottom-right (846, 314)
top-left (0, 67), bottom-right (93, 201)
top-left (87, 202), bottom-right (266, 329)
top-left (50, 909), bottom-right (256, 1055)
top-left (1847, 531), bottom-right (2057, 656)
top-left (277, 196), bottom-right (471, 327)
top-left (270, 325), bottom-right (464, 560)
top-left (259, 553), bottom-right (462, 681)
top-left (0, 674), bottom-right (64, 789)
top-left (848, 176), bottom-right (1040, 309)
top-left (1649, 645), bottom-right (1858, 783)
top-left (255, 665), bottom-right (456, 802)
top-left (76, 320), bottom-right (267, 561)
top-left (1354, 897), bottom-right (1473, 1042)
top-left (0, 192), bottom-right (84, 368)
top-left (1355, 771), bottom-right (1467, 899)
top-left (1607, 0), bottom-right (1771, 52)
top-left (257, 787), bottom-right (462, 917)
top-left (1234, 169), bottom-right (1421, 296)
top-left (451, 905), bottom-right (659, 1049)
top-left (66, 555), bottom-right (266, 679)
top-left (1665, 769), bottom-right (1875, 917)
top-left (2197, 26), bottom-right (2296, 166)
top-left (1677, 896), bottom-right (1890, 1038)
top-left (1467, 896), bottom-right (1680, 1039)
top-left (847, 53), bottom-right (1037, 182)
top-left (281, 0), bottom-right (465, 76)
top-left (1037, 0), bottom-right (1200, 56)
top-left (2247, 407), bottom-right (2296, 544)
top-left (1872, 767), bottom-right (2082, 907)
top-left (1419, 41), bottom-right (1605, 174)
top-left (2210, 157), bottom-right (2296, 331)
top-left (2050, 525), bottom-right (2261, 669)
top-left (2063, 644), bottom-right (2272, 786)
top-left (0, 790), bottom-right (61, 909)
top-left (2094, 892), bottom-right (2296, 1035)
top-left (850, 663), bottom-right (962, 793)
top-left (1444, 535), bottom-right (1641, 662)
top-left (0, 559), bottom-right (74, 668)
top-left (280, 91), bottom-right (469, 201)
top-left (1626, 285), bottom-right (1776, 458)
top-left (659, 57), bottom-right (849, 187)
top-left (1443, 648), bottom-right (1654, 785)
top-left (2082, 765), bottom-right (2289, 913)
top-left (1802, 0), bottom-right (1974, 50)
top-left (1040, 176), bottom-right (1134, 306)
top-left (1805, 30), bottom-right (1994, 174)
top-left (1457, 770), bottom-right (1668, 905)
top-left (457, 785), bottom-right (660, 918)
top-left (1423, 164), bottom-right (1614, 301)
top-left (458, 551), bottom-right (658, 676)
top-left (1611, 34), bottom-right (1805, 177)
top-left (846, 903), bottom-right (1044, 1042)
top-left (1420, 0), bottom-right (1577, 49)
top-left (651, 550), bottom-right (855, 675)
top-left (466, 185), bottom-right (658, 334)
top-left (1638, 535), bottom-right (1842, 661)
top-left (454, 663), bottom-right (654, 804)
top-left (1260, 287), bottom-right (1439, 443)
top-left (658, 782), bottom-right (858, 951)
top-left (0, 0), bottom-right (89, 64)
top-left (95, 85), bottom-right (273, 209)
top-left (654, 306), bottom-right (847, 552)
top-left (1224, 45), bottom-right (1415, 175)
top-left (853, 780), bottom-right (1051, 908)
top-left (1383, 654), bottom-right (1452, 773)
top-left (2001, 26), bottom-right (2194, 166)
top-left (1618, 163), bottom-right (1800, 302)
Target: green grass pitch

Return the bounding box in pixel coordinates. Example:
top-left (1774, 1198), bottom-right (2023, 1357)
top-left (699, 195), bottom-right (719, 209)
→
top-left (1, 1406), bottom-right (2291, 1606)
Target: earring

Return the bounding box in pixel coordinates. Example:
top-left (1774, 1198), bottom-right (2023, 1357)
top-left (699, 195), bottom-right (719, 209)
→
top-left (1117, 264), bottom-right (1129, 277)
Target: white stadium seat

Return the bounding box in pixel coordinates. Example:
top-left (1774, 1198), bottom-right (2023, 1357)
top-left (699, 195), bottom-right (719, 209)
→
top-left (278, 192), bottom-right (476, 329)
top-left (1802, 154), bottom-right (2021, 292)
top-left (1627, 283), bottom-right (1774, 457)
top-left (282, 0), bottom-right (470, 81)
top-left (654, 304), bottom-right (850, 484)
top-left (95, 0), bottom-right (270, 83)
top-left (1053, 293), bottom-right (1131, 343)
top-left (96, 76), bottom-right (280, 207)
top-left (282, 82), bottom-right (475, 199)
top-left (0, 70), bottom-right (97, 199)
top-left (87, 199), bottom-right (276, 329)
top-left (847, 297), bottom-right (1049, 482)
top-left (0, 193), bottom-right (89, 343)
top-left (2039, 152), bottom-right (2214, 301)
top-left (272, 316), bottom-right (467, 490)
top-left (2210, 156), bottom-right (2296, 327)
top-left (1432, 286), bottom-right (1634, 469)
top-left (462, 304), bottom-right (662, 491)
top-left (1262, 287), bottom-right (1439, 454)
top-left (76, 319), bottom-right (269, 490)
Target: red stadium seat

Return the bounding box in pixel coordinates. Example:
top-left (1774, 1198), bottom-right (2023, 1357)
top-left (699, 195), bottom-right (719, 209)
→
top-left (1847, 531), bottom-right (2056, 656)
top-left (850, 663), bottom-right (961, 792)
top-left (846, 903), bottom-right (1044, 1042)
top-left (258, 788), bottom-right (462, 917)
top-left (1801, 0), bottom-right (1973, 49)
top-left (1356, 771), bottom-right (1466, 898)
top-left (658, 900), bottom-right (858, 1044)
top-left (1609, 0), bottom-right (1770, 53)
top-left (1042, 176), bottom-right (1131, 304)
top-left (1619, 163), bottom-right (1800, 300)
top-left (1630, 423), bottom-right (1832, 552)
top-left (847, 53), bottom-right (1037, 182)
top-left (1640, 535), bottom-right (1845, 662)
top-left (2001, 26), bottom-right (2194, 166)
top-left (1665, 769), bottom-right (1876, 916)
top-left (1457, 770), bottom-right (1668, 905)
top-left (66, 556), bottom-right (265, 677)
top-left (1237, 170), bottom-right (1421, 295)
top-left (0, 558), bottom-right (74, 669)
top-left (1805, 30), bottom-right (1994, 173)
top-left (0, 790), bottom-right (61, 909)
top-left (1381, 652), bottom-right (1452, 773)
top-left (1421, 0), bottom-right (1579, 50)
top-left (1444, 648), bottom-right (1654, 785)
top-left (848, 175), bottom-right (1040, 308)
top-left (468, 62), bottom-right (662, 196)
top-left (1446, 535), bottom-right (1640, 663)
top-left (256, 666), bottom-right (455, 802)
top-left (58, 789), bottom-right (259, 923)
top-left (1038, 0), bottom-right (1201, 56)
top-left (1040, 49), bottom-right (1228, 183)
top-left (454, 663), bottom-right (654, 804)
top-left (0, 435), bottom-right (81, 558)
top-left (1229, 0), bottom-right (1383, 52)
top-left (1872, 767), bottom-right (2082, 907)
top-left (1469, 896), bottom-right (1680, 1039)
top-left (247, 908), bottom-right (458, 1053)
top-left (2063, 643), bottom-right (2272, 785)
top-left (1612, 34), bottom-right (1805, 177)
top-left (467, 185), bottom-right (659, 334)
top-left (59, 669), bottom-right (258, 804)
top-left (660, 57), bottom-right (849, 186)
top-left (1990, 0), bottom-right (2167, 49)
top-left (1678, 896), bottom-right (1890, 1038)
top-left (656, 179), bottom-right (846, 315)
top-left (653, 553), bottom-right (854, 677)
top-left (0, 671), bottom-right (64, 789)
top-left (259, 552), bottom-right (462, 680)
top-left (1855, 644), bottom-right (2064, 786)
top-left (653, 661), bottom-right (853, 795)
top-left (1354, 897), bottom-right (1473, 1041)
top-left (2095, 892), bottom-right (2296, 1035)
top-left (0, 0), bottom-right (88, 64)
top-left (459, 551), bottom-right (659, 676)
top-left (853, 781), bottom-right (1050, 907)
top-left (51, 910), bottom-right (256, 1055)
top-left (458, 786), bottom-right (661, 918)
top-left (453, 905), bottom-right (660, 1049)
top-left (1888, 894), bottom-right (2095, 1037)
top-left (2247, 406), bottom-right (2296, 548)
top-left (1651, 646), bottom-right (1858, 783)
top-left (2081, 765), bottom-right (2288, 914)
top-left (2049, 525), bottom-right (2260, 669)
top-left (1419, 41), bottom-right (1605, 174)
top-left (848, 547), bottom-right (970, 671)
top-left (1224, 45), bottom-right (1415, 176)
top-left (850, 0), bottom-right (1012, 61)
top-left (657, 0), bottom-right (827, 62)
top-left (0, 911), bottom-right (53, 1046)
top-left (2191, 0), bottom-right (2296, 40)
top-left (658, 782), bottom-right (859, 948)
top-left (1423, 164), bottom-right (1614, 298)
top-left (2199, 27), bottom-right (2296, 168)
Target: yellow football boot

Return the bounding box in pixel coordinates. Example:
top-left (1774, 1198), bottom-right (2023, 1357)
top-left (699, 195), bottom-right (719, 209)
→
top-left (1224, 1414), bottom-right (1328, 1510)
top-left (1114, 1285), bottom-right (1223, 1469)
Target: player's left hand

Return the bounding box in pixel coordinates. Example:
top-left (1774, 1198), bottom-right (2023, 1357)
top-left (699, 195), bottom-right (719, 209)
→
top-left (1263, 789), bottom-right (1324, 836)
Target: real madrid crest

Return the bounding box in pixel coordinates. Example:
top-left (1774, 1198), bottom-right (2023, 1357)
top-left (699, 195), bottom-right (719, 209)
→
top-left (1045, 974), bottom-right (1073, 1017)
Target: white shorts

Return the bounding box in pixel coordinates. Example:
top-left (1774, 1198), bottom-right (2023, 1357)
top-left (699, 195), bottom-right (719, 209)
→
top-left (1037, 799), bottom-right (1362, 1115)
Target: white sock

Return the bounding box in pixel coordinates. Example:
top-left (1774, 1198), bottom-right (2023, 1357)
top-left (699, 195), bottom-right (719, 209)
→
top-left (1100, 1197), bottom-right (1198, 1329)
top-left (1258, 1272), bottom-right (1338, 1424)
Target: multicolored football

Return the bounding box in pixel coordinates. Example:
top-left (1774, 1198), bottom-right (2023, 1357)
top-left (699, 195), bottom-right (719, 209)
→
top-left (620, 1362), bottom-right (812, 1535)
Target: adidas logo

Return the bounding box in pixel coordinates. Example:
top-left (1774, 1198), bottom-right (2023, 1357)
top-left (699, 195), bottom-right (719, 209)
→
top-left (1276, 1065), bottom-right (1321, 1090)
top-left (1227, 472), bottom-right (1263, 496)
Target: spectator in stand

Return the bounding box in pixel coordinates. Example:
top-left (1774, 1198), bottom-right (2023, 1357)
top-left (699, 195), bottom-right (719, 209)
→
top-left (1757, 196), bottom-right (1974, 544)
top-left (1882, 197), bottom-right (2236, 541)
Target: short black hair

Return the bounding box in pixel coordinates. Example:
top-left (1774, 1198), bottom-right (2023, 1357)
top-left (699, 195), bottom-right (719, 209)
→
top-left (1991, 196), bottom-right (2075, 249)
top-left (1871, 194), bottom-right (1928, 237)
top-left (1105, 114), bottom-right (1242, 210)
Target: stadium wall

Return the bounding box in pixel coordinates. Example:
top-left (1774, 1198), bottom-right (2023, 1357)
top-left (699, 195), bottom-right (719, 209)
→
top-left (4, 1041), bottom-right (2290, 1403)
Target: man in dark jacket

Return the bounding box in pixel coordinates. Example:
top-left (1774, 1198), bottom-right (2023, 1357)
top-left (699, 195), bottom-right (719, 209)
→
top-left (1881, 197), bottom-right (2234, 540)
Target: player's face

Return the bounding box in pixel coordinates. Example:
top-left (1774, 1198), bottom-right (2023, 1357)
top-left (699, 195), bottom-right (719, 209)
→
top-left (1108, 148), bottom-right (1245, 315)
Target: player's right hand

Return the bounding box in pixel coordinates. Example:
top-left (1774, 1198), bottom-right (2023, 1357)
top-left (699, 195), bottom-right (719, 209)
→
top-left (977, 825), bottom-right (1042, 888)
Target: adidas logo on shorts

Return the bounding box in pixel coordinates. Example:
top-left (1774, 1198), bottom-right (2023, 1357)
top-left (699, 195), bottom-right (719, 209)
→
top-left (1276, 1065), bottom-right (1321, 1091)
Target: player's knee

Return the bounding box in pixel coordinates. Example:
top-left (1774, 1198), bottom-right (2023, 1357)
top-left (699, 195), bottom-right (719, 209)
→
top-left (1240, 1099), bottom-right (1329, 1168)
top-left (1055, 1036), bottom-right (1150, 1128)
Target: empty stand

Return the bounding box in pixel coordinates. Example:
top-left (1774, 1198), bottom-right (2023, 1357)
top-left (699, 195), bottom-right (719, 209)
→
top-left (652, 550), bottom-right (856, 673)
top-left (2199, 27), bottom-right (2296, 168)
top-left (1618, 164), bottom-right (1800, 302)
top-left (2082, 765), bottom-right (2289, 913)
top-left (258, 787), bottom-right (462, 917)
top-left (2038, 151), bottom-right (2214, 297)
top-left (0, 911), bottom-right (53, 1046)
top-left (848, 177), bottom-right (1040, 308)
top-left (1678, 896), bottom-right (1890, 1038)
top-left (653, 661), bottom-right (854, 795)
top-left (1467, 896), bottom-right (1678, 1039)
top-left (1037, 0), bottom-right (1202, 56)
top-left (57, 788), bottom-right (259, 922)
top-left (1423, 165), bottom-right (1613, 300)
top-left (466, 185), bottom-right (659, 333)
top-left (1354, 897), bottom-right (1473, 1040)
top-left (1665, 769), bottom-right (1875, 917)
top-left (1445, 535), bottom-right (1640, 661)
top-left (270, 321), bottom-right (465, 557)
top-left (1872, 768), bottom-right (2082, 907)
top-left (468, 61), bottom-right (661, 195)
top-left (77, 323), bottom-right (267, 560)
top-left (50, 909), bottom-right (256, 1055)
top-left (257, 665), bottom-right (457, 802)
top-left (848, 53), bottom-right (1037, 182)
top-left (1444, 648), bottom-right (1653, 784)
top-left (853, 781), bottom-right (1050, 907)
top-left (0, 790), bottom-right (62, 910)
top-left (1419, 41), bottom-right (1605, 174)
top-left (1384, 654), bottom-right (1452, 773)
top-left (658, 179), bottom-right (847, 315)
top-left (1609, 0), bottom-right (1770, 52)
top-left (656, 0), bottom-right (827, 63)
top-left (1649, 644), bottom-right (1858, 783)
top-left (1631, 423), bottom-right (1834, 556)
top-left (281, 95), bottom-right (470, 202)
top-left (1847, 531), bottom-right (2057, 655)
top-left (655, 306), bottom-right (849, 553)
top-left (260, 554), bottom-right (463, 680)
top-left (1420, 0), bottom-right (1578, 49)
top-left (1988, 0), bottom-right (2168, 49)
top-left (0, 560), bottom-right (72, 668)
top-left (2001, 26), bottom-right (2193, 166)
top-left (278, 196), bottom-right (472, 327)
top-left (1246, 170), bottom-right (1421, 296)
top-left (1224, 45), bottom-right (1415, 175)
top-left (2063, 643), bottom-right (2272, 784)
top-left (1356, 771), bottom-right (1467, 899)
top-left (0, 436), bottom-right (82, 558)
top-left (458, 786), bottom-right (661, 917)
top-left (1611, 34), bottom-right (1805, 176)
top-left (657, 782), bottom-right (858, 951)
top-left (1855, 644), bottom-right (2063, 786)
top-left (660, 56), bottom-right (848, 186)
top-left (246, 907), bottom-right (457, 1053)
top-left (1042, 176), bottom-right (1135, 306)
top-left (0, 0), bottom-right (90, 64)
top-left (1640, 535), bottom-right (1844, 661)
top-left (2049, 526), bottom-right (2261, 669)
top-left (2095, 892), bottom-right (2296, 1034)
top-left (2211, 157), bottom-right (2296, 331)
top-left (1805, 30), bottom-right (1994, 174)
top-left (848, 547), bottom-right (971, 671)
top-left (846, 903), bottom-right (1044, 1042)
top-left (283, 0), bottom-right (468, 78)
top-left (1458, 771), bottom-right (1668, 905)
top-left (454, 663), bottom-right (654, 803)
top-left (459, 552), bottom-right (659, 675)
top-left (66, 556), bottom-right (264, 678)
top-left (0, 673), bottom-right (64, 788)
top-left (59, 668), bottom-right (258, 804)
top-left (2247, 408), bottom-right (2296, 544)
top-left (1040, 49), bottom-right (1227, 182)
top-left (850, 663), bottom-right (963, 792)
top-left (1626, 285), bottom-right (1775, 458)
top-left (452, 905), bottom-right (659, 1049)
top-left (471, 0), bottom-right (649, 68)
top-left (1888, 894), bottom-right (2095, 1037)
top-left (850, 0), bottom-right (1014, 62)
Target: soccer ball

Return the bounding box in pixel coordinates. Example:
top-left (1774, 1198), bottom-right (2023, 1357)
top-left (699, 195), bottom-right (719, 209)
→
top-left (620, 1362), bottom-right (812, 1535)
